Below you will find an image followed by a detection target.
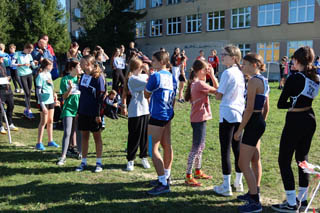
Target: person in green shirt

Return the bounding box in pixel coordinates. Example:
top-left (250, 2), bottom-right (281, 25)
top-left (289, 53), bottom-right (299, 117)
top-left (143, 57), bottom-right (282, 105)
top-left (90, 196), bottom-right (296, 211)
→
top-left (57, 60), bottom-right (82, 165)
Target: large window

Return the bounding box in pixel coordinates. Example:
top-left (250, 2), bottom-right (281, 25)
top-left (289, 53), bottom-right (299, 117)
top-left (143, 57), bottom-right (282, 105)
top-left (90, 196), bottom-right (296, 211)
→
top-left (257, 42), bottom-right (280, 63)
top-left (136, 22), bottom-right (146, 38)
top-left (150, 0), bottom-right (162, 8)
top-left (167, 17), bottom-right (181, 35)
top-left (74, 8), bottom-right (81, 18)
top-left (289, 0), bottom-right (314, 23)
top-left (258, 3), bottom-right (281, 26)
top-left (207, 11), bottom-right (225, 31)
top-left (168, 0), bottom-right (181, 4)
top-left (231, 7), bottom-right (251, 29)
top-left (135, 0), bottom-right (146, 10)
top-left (237, 44), bottom-right (251, 57)
top-left (287, 40), bottom-right (313, 57)
top-left (150, 19), bottom-right (163, 37)
top-left (186, 14), bottom-right (202, 33)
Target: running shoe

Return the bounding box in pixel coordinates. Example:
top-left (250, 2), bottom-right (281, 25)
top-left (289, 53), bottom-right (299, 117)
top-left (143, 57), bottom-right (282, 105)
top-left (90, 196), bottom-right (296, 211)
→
top-left (141, 158), bottom-right (150, 169)
top-left (238, 199), bottom-right (263, 213)
top-left (95, 162), bottom-right (103, 173)
top-left (213, 184), bottom-right (233, 196)
top-left (36, 143), bottom-right (46, 151)
top-left (150, 176), bottom-right (171, 187)
top-left (185, 177), bottom-right (202, 187)
top-left (234, 181), bottom-right (244, 192)
top-left (14, 89), bottom-right (20, 93)
top-left (75, 162), bottom-right (87, 172)
top-left (194, 170), bottom-right (212, 179)
top-left (147, 183), bottom-right (170, 195)
top-left (23, 109), bottom-right (29, 118)
top-left (296, 198), bottom-right (308, 212)
top-left (0, 126), bottom-right (7, 134)
top-left (28, 111), bottom-right (35, 119)
top-left (237, 192), bottom-right (251, 202)
top-left (271, 201), bottom-right (298, 212)
top-left (48, 141), bottom-right (59, 148)
top-left (9, 124), bottom-right (19, 131)
top-left (57, 157), bottom-right (66, 166)
top-left (126, 161), bottom-right (134, 171)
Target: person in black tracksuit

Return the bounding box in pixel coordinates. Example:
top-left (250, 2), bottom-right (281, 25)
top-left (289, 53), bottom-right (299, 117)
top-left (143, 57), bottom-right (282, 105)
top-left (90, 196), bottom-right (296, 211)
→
top-left (272, 46), bottom-right (320, 213)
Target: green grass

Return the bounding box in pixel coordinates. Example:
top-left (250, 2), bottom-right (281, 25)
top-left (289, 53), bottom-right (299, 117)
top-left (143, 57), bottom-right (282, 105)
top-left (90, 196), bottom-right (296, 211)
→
top-left (0, 80), bottom-right (319, 212)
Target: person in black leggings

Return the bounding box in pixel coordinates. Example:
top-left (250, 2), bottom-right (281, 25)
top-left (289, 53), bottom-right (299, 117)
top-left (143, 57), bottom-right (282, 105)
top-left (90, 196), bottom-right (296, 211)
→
top-left (8, 44), bottom-right (23, 93)
top-left (112, 48), bottom-right (125, 94)
top-left (272, 46), bottom-right (319, 213)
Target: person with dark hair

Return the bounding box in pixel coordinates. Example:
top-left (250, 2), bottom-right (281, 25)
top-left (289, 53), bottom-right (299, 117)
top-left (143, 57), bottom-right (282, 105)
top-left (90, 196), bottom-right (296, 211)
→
top-left (112, 48), bottom-right (125, 94)
top-left (314, 55), bottom-right (320, 75)
top-left (196, 50), bottom-right (205, 61)
top-left (67, 42), bottom-right (82, 60)
top-left (82, 47), bottom-right (91, 56)
top-left (279, 56), bottom-right (289, 89)
top-left (234, 53), bottom-right (269, 212)
top-left (272, 46), bottom-right (320, 212)
top-left (171, 47), bottom-right (181, 88)
top-left (177, 50), bottom-right (187, 103)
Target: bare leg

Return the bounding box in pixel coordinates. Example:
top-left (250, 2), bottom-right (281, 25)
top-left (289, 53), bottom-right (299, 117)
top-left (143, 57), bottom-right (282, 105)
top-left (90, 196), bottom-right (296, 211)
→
top-left (93, 131), bottom-right (103, 158)
top-left (37, 112), bottom-right (48, 144)
top-left (81, 131), bottom-right (90, 158)
top-left (160, 121), bottom-right (173, 170)
top-left (251, 140), bottom-right (262, 187)
top-left (46, 108), bottom-right (54, 142)
top-left (149, 124), bottom-right (165, 176)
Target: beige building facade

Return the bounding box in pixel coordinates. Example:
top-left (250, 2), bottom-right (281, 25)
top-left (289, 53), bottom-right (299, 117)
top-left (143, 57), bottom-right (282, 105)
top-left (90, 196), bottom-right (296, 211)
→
top-left (65, 0), bottom-right (82, 39)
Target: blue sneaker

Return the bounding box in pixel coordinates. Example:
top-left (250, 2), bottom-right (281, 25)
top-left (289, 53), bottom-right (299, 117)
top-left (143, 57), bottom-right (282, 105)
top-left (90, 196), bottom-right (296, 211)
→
top-left (75, 162), bottom-right (87, 172)
top-left (36, 143), bottom-right (46, 151)
top-left (95, 162), bottom-right (103, 173)
top-left (28, 111), bottom-right (34, 119)
top-left (147, 183), bottom-right (170, 195)
top-left (23, 109), bottom-right (29, 118)
top-left (237, 192), bottom-right (251, 202)
top-left (48, 141), bottom-right (60, 148)
top-left (238, 200), bottom-right (262, 213)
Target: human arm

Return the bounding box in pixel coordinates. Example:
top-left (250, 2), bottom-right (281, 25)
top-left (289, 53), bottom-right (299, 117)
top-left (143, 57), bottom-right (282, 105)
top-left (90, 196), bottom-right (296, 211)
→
top-left (62, 80), bottom-right (74, 100)
top-left (277, 75), bottom-right (295, 109)
top-left (262, 96), bottom-right (269, 120)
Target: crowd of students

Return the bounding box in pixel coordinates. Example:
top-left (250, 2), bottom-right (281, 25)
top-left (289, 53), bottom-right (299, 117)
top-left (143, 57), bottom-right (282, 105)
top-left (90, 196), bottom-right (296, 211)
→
top-left (0, 39), bottom-right (319, 212)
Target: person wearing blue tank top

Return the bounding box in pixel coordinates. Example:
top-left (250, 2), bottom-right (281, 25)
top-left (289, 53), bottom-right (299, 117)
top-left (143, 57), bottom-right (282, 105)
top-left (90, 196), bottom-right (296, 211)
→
top-left (144, 51), bottom-right (177, 195)
top-left (233, 53), bottom-right (270, 213)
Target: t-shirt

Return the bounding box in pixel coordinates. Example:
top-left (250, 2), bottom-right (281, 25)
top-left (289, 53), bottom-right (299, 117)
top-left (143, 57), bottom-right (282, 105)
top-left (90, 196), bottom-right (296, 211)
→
top-left (190, 80), bottom-right (212, 123)
top-left (217, 66), bottom-right (245, 123)
top-left (36, 72), bottom-right (54, 104)
top-left (60, 75), bottom-right (80, 118)
top-left (14, 51), bottom-right (34, 76)
top-left (78, 74), bottom-right (105, 116)
top-left (113, 57), bottom-right (125, 70)
top-left (145, 70), bottom-right (177, 121)
top-left (128, 74), bottom-right (149, 118)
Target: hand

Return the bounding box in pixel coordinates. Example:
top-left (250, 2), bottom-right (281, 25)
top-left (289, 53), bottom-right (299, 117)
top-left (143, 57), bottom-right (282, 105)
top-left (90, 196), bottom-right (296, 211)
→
top-left (34, 61), bottom-right (39, 66)
top-left (96, 116), bottom-right (101, 124)
top-left (234, 130), bottom-right (242, 141)
top-left (38, 49), bottom-right (44, 55)
top-left (53, 93), bottom-right (58, 101)
top-left (24, 63), bottom-right (30, 67)
top-left (121, 107), bottom-right (128, 116)
top-left (113, 103), bottom-right (118, 108)
top-left (67, 80), bottom-right (73, 88)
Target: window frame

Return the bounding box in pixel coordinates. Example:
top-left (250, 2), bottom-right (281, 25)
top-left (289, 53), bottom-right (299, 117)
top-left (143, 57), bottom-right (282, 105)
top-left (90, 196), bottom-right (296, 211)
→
top-left (135, 0), bottom-right (146, 10)
top-left (258, 3), bottom-right (281, 26)
top-left (207, 10), bottom-right (225, 31)
top-left (150, 0), bottom-right (162, 8)
top-left (186, 14), bottom-right (202, 33)
top-left (167, 17), bottom-right (182, 35)
top-left (287, 40), bottom-right (313, 57)
top-left (257, 42), bottom-right (280, 63)
top-left (150, 19), bottom-right (163, 37)
top-left (237, 44), bottom-right (251, 57)
top-left (231, 7), bottom-right (251, 29)
top-left (136, 21), bottom-right (147, 38)
top-left (167, 0), bottom-right (181, 5)
top-left (288, 0), bottom-right (315, 23)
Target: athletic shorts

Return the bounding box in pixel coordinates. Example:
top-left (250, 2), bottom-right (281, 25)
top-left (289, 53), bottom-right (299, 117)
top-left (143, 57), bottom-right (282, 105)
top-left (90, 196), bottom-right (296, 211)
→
top-left (179, 74), bottom-right (186, 82)
top-left (78, 114), bottom-right (102, 132)
top-left (149, 116), bottom-right (172, 127)
top-left (40, 103), bottom-right (55, 112)
top-left (242, 112), bottom-right (266, 147)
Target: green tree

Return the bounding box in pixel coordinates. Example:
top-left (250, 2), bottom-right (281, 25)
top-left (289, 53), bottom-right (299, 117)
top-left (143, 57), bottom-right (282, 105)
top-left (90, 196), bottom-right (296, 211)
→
top-left (0, 0), bottom-right (14, 44)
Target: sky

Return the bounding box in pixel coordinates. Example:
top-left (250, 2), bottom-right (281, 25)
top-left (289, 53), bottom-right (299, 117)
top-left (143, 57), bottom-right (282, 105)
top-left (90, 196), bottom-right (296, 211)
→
top-left (58, 0), bottom-right (66, 9)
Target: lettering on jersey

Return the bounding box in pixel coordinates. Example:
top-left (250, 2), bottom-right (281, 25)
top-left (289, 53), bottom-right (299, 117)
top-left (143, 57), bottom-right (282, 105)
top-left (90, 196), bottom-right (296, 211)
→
top-left (159, 73), bottom-right (173, 90)
top-left (163, 90), bottom-right (174, 110)
top-left (80, 74), bottom-right (92, 88)
top-left (302, 78), bottom-right (319, 99)
top-left (68, 83), bottom-right (81, 95)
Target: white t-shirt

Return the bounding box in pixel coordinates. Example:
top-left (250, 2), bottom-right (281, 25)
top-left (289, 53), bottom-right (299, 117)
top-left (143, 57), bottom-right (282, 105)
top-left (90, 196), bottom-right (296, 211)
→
top-left (128, 74), bottom-right (149, 118)
top-left (217, 65), bottom-right (245, 123)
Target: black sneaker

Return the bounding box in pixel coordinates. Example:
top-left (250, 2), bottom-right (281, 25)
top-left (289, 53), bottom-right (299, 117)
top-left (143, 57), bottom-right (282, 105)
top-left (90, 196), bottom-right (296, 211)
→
top-left (237, 192), bottom-right (251, 202)
top-left (271, 201), bottom-right (298, 212)
top-left (147, 183), bottom-right (170, 195)
top-left (150, 176), bottom-right (171, 187)
top-left (296, 198), bottom-right (308, 212)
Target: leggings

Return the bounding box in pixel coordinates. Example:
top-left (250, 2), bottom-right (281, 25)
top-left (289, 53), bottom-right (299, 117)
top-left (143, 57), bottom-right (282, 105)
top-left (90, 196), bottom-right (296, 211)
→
top-left (9, 68), bottom-right (22, 90)
top-left (20, 74), bottom-right (33, 109)
top-left (279, 109), bottom-right (316, 190)
top-left (61, 117), bottom-right (80, 157)
top-left (0, 93), bottom-right (14, 125)
top-left (112, 69), bottom-right (124, 93)
top-left (219, 119), bottom-right (241, 175)
top-left (186, 121), bottom-right (207, 174)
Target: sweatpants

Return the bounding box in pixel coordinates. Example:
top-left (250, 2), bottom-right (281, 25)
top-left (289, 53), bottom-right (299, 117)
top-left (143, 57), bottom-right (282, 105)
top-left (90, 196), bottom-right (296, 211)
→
top-left (61, 117), bottom-right (81, 157)
top-left (112, 69), bottom-right (124, 93)
top-left (20, 74), bottom-right (33, 109)
top-left (186, 121), bottom-right (206, 174)
top-left (278, 109), bottom-right (316, 190)
top-left (0, 93), bottom-right (14, 125)
top-left (219, 119), bottom-right (241, 175)
top-left (127, 114), bottom-right (149, 161)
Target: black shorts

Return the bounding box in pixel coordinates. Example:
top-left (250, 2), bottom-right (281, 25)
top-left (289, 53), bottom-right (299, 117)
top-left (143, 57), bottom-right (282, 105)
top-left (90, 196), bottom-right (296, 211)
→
top-left (39, 103), bottom-right (55, 112)
top-left (78, 114), bottom-right (102, 132)
top-left (179, 74), bottom-right (186, 82)
top-left (242, 112), bottom-right (266, 147)
top-left (149, 116), bottom-right (172, 127)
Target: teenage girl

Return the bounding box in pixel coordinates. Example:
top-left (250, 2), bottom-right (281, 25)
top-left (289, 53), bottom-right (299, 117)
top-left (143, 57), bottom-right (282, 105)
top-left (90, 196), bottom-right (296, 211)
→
top-left (76, 55), bottom-right (105, 173)
top-left (125, 57), bottom-right (150, 171)
top-left (234, 53), bottom-right (270, 213)
top-left (57, 60), bottom-right (82, 166)
top-left (144, 51), bottom-right (177, 195)
top-left (35, 59), bottom-right (59, 151)
top-left (170, 47), bottom-right (181, 86)
top-left (213, 45), bottom-right (245, 196)
top-left (272, 46), bottom-right (319, 212)
top-left (177, 50), bottom-right (187, 103)
top-left (184, 60), bottom-right (218, 187)
top-left (112, 48), bottom-right (125, 93)
top-left (8, 44), bottom-right (23, 93)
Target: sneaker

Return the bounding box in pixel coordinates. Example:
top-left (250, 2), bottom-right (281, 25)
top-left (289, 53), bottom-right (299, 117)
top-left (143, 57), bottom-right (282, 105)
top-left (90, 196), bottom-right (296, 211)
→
top-left (213, 184), bottom-right (233, 196)
top-left (185, 177), bottom-right (202, 187)
top-left (237, 192), bottom-right (251, 202)
top-left (234, 182), bottom-right (244, 192)
top-left (14, 89), bottom-right (20, 93)
top-left (271, 201), bottom-right (298, 213)
top-left (101, 124), bottom-right (105, 130)
top-left (95, 162), bottom-right (103, 173)
top-left (147, 183), bottom-right (170, 195)
top-left (20, 89), bottom-right (24, 94)
top-left (35, 143), bottom-right (46, 151)
top-left (296, 198), bottom-right (308, 212)
top-left (238, 200), bottom-right (262, 213)
top-left (141, 158), bottom-right (150, 169)
top-left (75, 162), bottom-right (87, 172)
top-left (0, 126), bottom-right (7, 134)
top-left (28, 111), bottom-right (34, 119)
top-left (57, 157), bottom-right (66, 166)
top-left (9, 124), bottom-right (19, 131)
top-left (23, 109), bottom-right (29, 118)
top-left (177, 99), bottom-right (184, 103)
top-left (48, 141), bottom-right (60, 148)
top-left (194, 170), bottom-right (212, 179)
top-left (126, 161), bottom-right (134, 171)
top-left (150, 176), bottom-right (171, 187)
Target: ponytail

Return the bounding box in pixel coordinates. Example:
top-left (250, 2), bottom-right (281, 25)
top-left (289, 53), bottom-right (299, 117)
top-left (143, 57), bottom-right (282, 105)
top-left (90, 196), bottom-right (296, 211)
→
top-left (305, 64), bottom-right (319, 83)
top-left (184, 69), bottom-right (196, 102)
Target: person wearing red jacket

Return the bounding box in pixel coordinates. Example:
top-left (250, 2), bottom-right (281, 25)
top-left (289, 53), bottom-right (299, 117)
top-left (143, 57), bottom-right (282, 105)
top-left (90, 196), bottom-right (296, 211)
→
top-left (207, 49), bottom-right (219, 85)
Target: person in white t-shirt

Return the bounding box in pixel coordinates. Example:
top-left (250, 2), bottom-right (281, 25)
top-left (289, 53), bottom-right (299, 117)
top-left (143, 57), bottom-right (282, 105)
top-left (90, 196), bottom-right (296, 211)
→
top-left (213, 45), bottom-right (245, 197)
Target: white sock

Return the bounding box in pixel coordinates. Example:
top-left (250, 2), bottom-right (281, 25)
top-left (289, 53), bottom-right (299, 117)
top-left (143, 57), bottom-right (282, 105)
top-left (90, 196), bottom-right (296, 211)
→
top-left (96, 158), bottom-right (102, 164)
top-left (235, 172), bottom-right (243, 185)
top-left (81, 158), bottom-right (87, 165)
top-left (223, 175), bottom-right (231, 188)
top-left (159, 175), bottom-right (167, 186)
top-left (286, 190), bottom-right (297, 206)
top-left (298, 187), bottom-right (308, 201)
top-left (164, 169), bottom-right (171, 179)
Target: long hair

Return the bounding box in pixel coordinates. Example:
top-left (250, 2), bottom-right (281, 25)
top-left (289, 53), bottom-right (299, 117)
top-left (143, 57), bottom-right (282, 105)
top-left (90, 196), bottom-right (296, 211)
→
top-left (37, 59), bottom-right (53, 78)
top-left (243, 53), bottom-right (266, 72)
top-left (293, 46), bottom-right (319, 83)
top-left (123, 57), bottom-right (143, 97)
top-left (224, 45), bottom-right (242, 70)
top-left (81, 55), bottom-right (101, 78)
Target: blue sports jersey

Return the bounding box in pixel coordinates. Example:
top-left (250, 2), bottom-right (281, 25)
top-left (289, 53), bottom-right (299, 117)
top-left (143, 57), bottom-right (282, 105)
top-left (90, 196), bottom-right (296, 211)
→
top-left (146, 70), bottom-right (177, 121)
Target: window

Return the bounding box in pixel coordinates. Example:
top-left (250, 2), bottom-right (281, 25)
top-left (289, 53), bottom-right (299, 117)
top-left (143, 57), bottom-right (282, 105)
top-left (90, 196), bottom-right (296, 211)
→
top-left (207, 10), bottom-right (225, 31)
top-left (150, 19), bottom-right (163, 37)
top-left (167, 17), bottom-right (181, 35)
top-left (168, 0), bottom-right (181, 4)
top-left (257, 42), bottom-right (280, 63)
top-left (136, 22), bottom-right (146, 38)
top-left (150, 0), bottom-right (162, 8)
top-left (135, 0), bottom-right (146, 10)
top-left (231, 7), bottom-right (251, 29)
top-left (287, 40), bottom-right (313, 57)
top-left (237, 44), bottom-right (251, 57)
top-left (258, 3), bottom-right (281, 26)
top-left (289, 0), bottom-right (314, 23)
top-left (186, 14), bottom-right (202, 33)
top-left (74, 8), bottom-right (81, 18)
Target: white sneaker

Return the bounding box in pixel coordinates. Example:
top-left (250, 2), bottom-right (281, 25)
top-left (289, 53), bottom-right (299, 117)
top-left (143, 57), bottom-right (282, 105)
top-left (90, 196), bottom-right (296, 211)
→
top-left (57, 157), bottom-right (66, 166)
top-left (141, 158), bottom-right (150, 169)
top-left (213, 184), bottom-right (233, 196)
top-left (234, 181), bottom-right (244, 192)
top-left (126, 161), bottom-right (134, 171)
top-left (0, 126), bottom-right (7, 134)
top-left (9, 124), bottom-right (19, 131)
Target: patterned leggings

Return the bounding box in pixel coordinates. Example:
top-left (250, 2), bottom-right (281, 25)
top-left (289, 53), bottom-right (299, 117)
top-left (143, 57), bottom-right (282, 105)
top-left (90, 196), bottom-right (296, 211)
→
top-left (186, 121), bottom-right (207, 174)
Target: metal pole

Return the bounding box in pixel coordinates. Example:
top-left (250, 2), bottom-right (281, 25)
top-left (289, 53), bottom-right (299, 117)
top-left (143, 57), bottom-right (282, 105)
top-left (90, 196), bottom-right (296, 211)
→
top-left (0, 99), bottom-right (12, 144)
top-left (304, 180), bottom-right (320, 213)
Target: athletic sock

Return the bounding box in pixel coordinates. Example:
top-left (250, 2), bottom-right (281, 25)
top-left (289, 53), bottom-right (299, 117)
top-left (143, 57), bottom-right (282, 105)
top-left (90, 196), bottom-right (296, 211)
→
top-left (235, 172), bottom-right (243, 185)
top-left (81, 158), bottom-right (87, 165)
top-left (286, 190), bottom-right (297, 206)
top-left (223, 175), bottom-right (231, 188)
top-left (159, 175), bottom-right (167, 186)
top-left (298, 187), bottom-right (308, 202)
top-left (96, 158), bottom-right (102, 164)
top-left (164, 169), bottom-right (171, 179)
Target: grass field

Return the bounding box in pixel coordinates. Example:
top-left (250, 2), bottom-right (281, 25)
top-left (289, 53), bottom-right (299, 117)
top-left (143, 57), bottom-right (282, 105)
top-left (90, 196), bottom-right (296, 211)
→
top-left (0, 79), bottom-right (319, 212)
